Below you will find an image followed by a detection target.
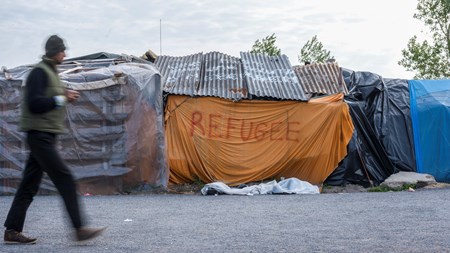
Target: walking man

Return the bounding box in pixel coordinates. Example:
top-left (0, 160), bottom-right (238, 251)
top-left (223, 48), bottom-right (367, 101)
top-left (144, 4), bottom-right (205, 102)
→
top-left (3, 34), bottom-right (105, 244)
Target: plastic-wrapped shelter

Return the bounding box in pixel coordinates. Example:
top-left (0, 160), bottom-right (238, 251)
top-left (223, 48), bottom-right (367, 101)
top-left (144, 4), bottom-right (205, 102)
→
top-left (158, 52), bottom-right (354, 186)
top-left (409, 79), bottom-right (450, 182)
top-left (0, 54), bottom-right (168, 195)
top-left (325, 70), bottom-right (416, 186)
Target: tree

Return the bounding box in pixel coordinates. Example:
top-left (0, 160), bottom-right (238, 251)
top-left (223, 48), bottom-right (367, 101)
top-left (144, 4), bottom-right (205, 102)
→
top-left (298, 35), bottom-right (334, 64)
top-left (250, 33), bottom-right (281, 56)
top-left (398, 0), bottom-right (450, 79)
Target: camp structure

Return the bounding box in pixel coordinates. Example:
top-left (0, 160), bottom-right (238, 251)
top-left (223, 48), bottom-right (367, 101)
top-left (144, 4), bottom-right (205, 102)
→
top-left (326, 70), bottom-right (418, 186)
top-left (158, 51), bottom-right (440, 188)
top-left (157, 51), bottom-right (354, 186)
top-left (2, 48), bottom-right (448, 195)
top-left (0, 53), bottom-right (167, 195)
top-left (409, 79), bottom-right (450, 182)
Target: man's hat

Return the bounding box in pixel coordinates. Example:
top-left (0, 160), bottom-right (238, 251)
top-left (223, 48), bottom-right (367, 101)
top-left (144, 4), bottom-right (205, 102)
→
top-left (45, 35), bottom-right (66, 57)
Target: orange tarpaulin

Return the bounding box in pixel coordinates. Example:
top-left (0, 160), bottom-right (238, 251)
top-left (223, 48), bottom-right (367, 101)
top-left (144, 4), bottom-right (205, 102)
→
top-left (165, 93), bottom-right (354, 185)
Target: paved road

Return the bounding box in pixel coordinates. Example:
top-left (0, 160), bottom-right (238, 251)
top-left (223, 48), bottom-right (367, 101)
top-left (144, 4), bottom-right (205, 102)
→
top-left (1, 188), bottom-right (450, 253)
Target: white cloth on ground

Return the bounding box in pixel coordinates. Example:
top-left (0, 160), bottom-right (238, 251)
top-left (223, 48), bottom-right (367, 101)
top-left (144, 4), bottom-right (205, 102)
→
top-left (201, 177), bottom-right (320, 195)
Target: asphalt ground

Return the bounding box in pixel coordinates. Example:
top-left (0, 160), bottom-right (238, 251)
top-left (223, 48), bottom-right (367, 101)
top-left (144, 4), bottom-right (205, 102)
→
top-left (1, 188), bottom-right (450, 253)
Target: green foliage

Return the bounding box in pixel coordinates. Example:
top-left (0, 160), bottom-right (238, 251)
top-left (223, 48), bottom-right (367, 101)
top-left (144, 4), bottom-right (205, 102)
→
top-left (298, 35), bottom-right (334, 64)
top-left (193, 175), bottom-right (205, 188)
top-left (323, 184), bottom-right (333, 190)
top-left (398, 0), bottom-right (450, 79)
top-left (250, 33), bottom-right (281, 56)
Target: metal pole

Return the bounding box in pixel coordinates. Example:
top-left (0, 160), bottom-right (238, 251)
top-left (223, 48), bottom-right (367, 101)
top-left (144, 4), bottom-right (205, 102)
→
top-left (160, 19), bottom-right (162, 55)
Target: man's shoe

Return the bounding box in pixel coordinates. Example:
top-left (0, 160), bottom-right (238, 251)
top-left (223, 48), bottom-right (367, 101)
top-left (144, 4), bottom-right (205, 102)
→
top-left (4, 229), bottom-right (37, 244)
top-left (75, 227), bottom-right (106, 241)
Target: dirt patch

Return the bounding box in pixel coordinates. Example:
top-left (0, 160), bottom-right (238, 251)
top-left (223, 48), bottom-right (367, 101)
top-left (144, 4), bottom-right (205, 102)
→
top-left (167, 183), bottom-right (204, 194)
top-left (321, 184), bottom-right (368, 194)
top-left (166, 182), bottom-right (370, 194)
top-left (321, 182), bottom-right (450, 193)
top-left (421, 182), bottom-right (450, 189)
top-left (127, 182), bottom-right (450, 195)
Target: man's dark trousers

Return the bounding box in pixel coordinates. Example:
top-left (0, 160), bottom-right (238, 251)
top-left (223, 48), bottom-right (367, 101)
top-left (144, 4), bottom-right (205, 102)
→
top-left (4, 130), bottom-right (83, 232)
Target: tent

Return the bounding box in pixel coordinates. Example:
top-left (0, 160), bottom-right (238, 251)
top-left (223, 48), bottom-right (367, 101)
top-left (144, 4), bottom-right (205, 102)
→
top-left (409, 79), bottom-right (450, 182)
top-left (326, 70), bottom-right (416, 186)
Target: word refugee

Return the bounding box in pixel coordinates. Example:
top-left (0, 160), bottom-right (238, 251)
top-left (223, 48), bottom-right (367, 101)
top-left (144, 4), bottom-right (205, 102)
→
top-left (190, 111), bottom-right (301, 142)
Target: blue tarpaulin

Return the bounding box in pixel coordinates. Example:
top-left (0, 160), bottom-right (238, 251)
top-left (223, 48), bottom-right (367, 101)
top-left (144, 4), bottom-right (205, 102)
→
top-left (409, 79), bottom-right (450, 182)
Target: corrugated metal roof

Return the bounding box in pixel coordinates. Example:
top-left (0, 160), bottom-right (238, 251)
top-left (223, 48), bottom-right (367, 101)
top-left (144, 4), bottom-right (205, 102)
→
top-left (293, 63), bottom-right (348, 95)
top-left (155, 53), bottom-right (203, 95)
top-left (240, 52), bottom-right (309, 101)
top-left (198, 52), bottom-right (247, 101)
top-left (155, 52), bottom-right (313, 101)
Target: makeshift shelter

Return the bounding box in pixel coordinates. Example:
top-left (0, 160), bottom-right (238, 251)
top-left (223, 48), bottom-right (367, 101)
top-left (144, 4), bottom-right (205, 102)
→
top-left (158, 52), bottom-right (354, 186)
top-left (0, 54), bottom-right (167, 195)
top-left (409, 79), bottom-right (450, 182)
top-left (326, 70), bottom-right (416, 186)
top-left (3, 48), bottom-right (429, 192)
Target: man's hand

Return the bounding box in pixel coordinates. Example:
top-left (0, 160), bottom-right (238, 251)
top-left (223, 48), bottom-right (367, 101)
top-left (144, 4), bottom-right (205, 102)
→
top-left (65, 89), bottom-right (80, 102)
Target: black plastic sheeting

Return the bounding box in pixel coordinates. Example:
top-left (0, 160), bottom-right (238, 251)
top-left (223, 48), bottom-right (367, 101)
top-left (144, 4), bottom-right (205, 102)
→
top-left (325, 69), bottom-right (416, 186)
top-left (66, 52), bottom-right (123, 61)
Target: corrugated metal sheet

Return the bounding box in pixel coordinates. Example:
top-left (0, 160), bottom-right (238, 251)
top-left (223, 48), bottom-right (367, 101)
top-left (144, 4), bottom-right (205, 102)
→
top-left (155, 53), bottom-right (203, 95)
top-left (293, 63), bottom-right (348, 95)
top-left (240, 52), bottom-right (309, 101)
top-left (198, 52), bottom-right (247, 101)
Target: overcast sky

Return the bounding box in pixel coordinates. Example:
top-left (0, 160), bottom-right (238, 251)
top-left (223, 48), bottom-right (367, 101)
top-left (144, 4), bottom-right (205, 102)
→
top-left (1, 0), bottom-right (426, 79)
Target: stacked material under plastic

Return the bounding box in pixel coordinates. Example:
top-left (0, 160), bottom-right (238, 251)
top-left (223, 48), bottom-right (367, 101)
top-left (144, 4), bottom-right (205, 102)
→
top-left (0, 59), bottom-right (167, 195)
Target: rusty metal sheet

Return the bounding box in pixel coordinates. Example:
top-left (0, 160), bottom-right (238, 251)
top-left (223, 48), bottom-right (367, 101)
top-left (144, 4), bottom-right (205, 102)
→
top-left (155, 53), bottom-right (203, 96)
top-left (294, 63), bottom-right (348, 95)
top-left (198, 52), bottom-right (247, 101)
top-left (240, 52), bottom-right (309, 101)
